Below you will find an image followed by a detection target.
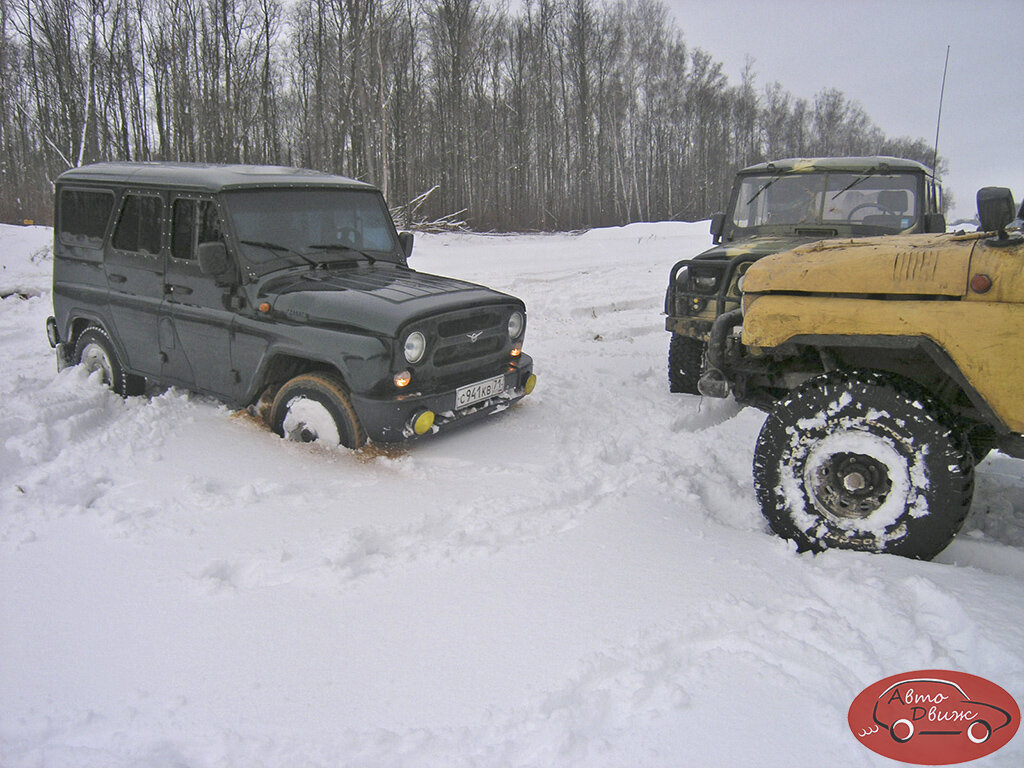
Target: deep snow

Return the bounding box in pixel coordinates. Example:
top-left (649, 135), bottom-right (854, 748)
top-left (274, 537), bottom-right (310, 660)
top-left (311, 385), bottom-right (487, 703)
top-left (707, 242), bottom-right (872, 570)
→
top-left (1, 221), bottom-right (1022, 767)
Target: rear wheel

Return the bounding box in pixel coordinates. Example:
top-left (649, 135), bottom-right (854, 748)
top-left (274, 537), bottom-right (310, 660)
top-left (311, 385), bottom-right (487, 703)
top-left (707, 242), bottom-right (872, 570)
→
top-left (753, 370), bottom-right (974, 560)
top-left (668, 333), bottom-right (705, 394)
top-left (270, 371), bottom-right (367, 449)
top-left (72, 326), bottom-right (145, 396)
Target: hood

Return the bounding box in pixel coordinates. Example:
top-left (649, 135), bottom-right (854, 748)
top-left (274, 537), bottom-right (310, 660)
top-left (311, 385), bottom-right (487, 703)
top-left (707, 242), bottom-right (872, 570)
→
top-left (694, 234), bottom-right (829, 262)
top-left (742, 233), bottom-right (975, 297)
top-left (260, 265), bottom-right (521, 337)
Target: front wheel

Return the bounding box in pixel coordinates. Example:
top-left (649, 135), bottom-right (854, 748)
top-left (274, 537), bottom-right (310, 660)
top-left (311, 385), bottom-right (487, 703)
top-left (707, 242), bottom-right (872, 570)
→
top-left (270, 371), bottom-right (367, 449)
top-left (668, 333), bottom-right (705, 394)
top-left (753, 371), bottom-right (974, 560)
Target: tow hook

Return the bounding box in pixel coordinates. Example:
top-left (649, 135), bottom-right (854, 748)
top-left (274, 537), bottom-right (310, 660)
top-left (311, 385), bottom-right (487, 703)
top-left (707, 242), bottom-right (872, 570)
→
top-left (699, 308), bottom-right (744, 399)
top-left (697, 368), bottom-right (730, 398)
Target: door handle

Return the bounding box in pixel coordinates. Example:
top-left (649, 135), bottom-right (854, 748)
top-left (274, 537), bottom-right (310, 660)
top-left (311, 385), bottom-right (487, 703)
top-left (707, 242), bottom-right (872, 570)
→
top-left (108, 273), bottom-right (127, 284)
top-left (165, 284), bottom-right (193, 296)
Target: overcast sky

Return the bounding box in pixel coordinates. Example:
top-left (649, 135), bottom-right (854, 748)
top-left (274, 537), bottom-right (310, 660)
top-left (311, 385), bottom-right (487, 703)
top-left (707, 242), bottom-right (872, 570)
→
top-left (663, 0), bottom-right (1023, 221)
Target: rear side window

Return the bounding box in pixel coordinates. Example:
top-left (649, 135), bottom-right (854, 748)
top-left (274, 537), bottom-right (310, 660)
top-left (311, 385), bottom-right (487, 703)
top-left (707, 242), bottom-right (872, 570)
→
top-left (113, 194), bottom-right (163, 256)
top-left (59, 189), bottom-right (114, 248)
top-left (172, 199), bottom-right (223, 260)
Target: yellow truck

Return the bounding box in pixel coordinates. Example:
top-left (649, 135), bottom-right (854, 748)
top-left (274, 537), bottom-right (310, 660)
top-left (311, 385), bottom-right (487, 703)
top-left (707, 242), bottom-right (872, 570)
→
top-left (699, 187), bottom-right (1023, 559)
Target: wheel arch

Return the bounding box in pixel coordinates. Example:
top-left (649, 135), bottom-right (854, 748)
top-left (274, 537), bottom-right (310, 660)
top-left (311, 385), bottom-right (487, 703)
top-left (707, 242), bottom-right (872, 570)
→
top-left (67, 315), bottom-right (135, 374)
top-left (784, 334), bottom-right (1010, 434)
top-left (247, 350), bottom-right (353, 404)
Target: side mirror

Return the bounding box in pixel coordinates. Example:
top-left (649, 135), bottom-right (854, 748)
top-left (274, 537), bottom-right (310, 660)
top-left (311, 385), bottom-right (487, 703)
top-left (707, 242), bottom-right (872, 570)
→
top-left (398, 231), bottom-right (414, 259)
top-left (977, 187), bottom-right (1016, 233)
top-left (709, 213), bottom-right (725, 243)
top-left (198, 241), bottom-right (230, 276)
top-left (923, 212), bottom-right (946, 234)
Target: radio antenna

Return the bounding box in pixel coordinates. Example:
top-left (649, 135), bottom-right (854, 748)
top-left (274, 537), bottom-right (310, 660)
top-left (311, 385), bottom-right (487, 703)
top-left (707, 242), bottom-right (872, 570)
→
top-left (932, 45), bottom-right (950, 175)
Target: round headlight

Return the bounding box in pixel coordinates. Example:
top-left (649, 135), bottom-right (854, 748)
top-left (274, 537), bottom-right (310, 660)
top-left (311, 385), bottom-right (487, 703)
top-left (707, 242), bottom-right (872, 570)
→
top-left (403, 331), bottom-right (426, 364)
top-left (507, 311), bottom-right (524, 339)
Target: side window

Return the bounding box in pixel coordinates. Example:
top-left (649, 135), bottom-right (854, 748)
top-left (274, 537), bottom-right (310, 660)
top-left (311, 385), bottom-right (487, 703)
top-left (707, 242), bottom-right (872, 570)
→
top-left (113, 194), bottom-right (162, 256)
top-left (172, 199), bottom-right (223, 260)
top-left (59, 188), bottom-right (114, 249)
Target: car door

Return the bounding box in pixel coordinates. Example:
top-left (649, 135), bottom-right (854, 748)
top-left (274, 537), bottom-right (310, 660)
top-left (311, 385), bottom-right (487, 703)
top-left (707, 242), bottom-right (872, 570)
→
top-left (160, 196), bottom-right (237, 398)
top-left (105, 191), bottom-right (165, 377)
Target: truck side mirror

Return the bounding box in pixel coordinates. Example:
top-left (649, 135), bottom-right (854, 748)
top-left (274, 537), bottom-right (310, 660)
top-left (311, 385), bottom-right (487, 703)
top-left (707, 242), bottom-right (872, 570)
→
top-left (710, 213), bottom-right (725, 243)
top-left (198, 241), bottom-right (230, 276)
top-left (977, 187), bottom-right (1016, 233)
top-left (398, 231), bottom-right (414, 259)
top-left (923, 212), bottom-right (946, 233)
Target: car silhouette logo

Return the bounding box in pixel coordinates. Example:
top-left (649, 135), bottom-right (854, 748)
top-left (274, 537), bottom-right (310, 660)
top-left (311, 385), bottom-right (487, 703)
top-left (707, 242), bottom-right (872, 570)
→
top-left (850, 670), bottom-right (1020, 765)
top-left (870, 677), bottom-right (1012, 745)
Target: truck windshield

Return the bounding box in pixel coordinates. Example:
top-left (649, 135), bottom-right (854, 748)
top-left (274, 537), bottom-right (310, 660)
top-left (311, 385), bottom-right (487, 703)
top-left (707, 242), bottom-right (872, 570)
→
top-left (731, 172), bottom-right (921, 234)
top-left (222, 188), bottom-right (402, 272)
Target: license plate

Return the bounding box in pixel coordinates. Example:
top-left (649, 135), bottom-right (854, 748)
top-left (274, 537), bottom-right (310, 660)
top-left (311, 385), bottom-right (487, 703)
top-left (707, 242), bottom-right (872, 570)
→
top-left (455, 375), bottom-right (506, 409)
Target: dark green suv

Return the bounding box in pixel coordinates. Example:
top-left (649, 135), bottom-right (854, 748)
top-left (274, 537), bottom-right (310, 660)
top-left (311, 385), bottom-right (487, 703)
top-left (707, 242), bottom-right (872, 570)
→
top-left (665, 156), bottom-right (946, 394)
top-left (46, 162), bottom-right (536, 448)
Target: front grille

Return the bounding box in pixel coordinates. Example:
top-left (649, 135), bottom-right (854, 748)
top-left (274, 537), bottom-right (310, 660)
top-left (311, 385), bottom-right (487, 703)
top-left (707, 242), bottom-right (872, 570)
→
top-left (433, 335), bottom-right (504, 366)
top-left (438, 312), bottom-right (500, 338)
top-left (421, 306), bottom-right (513, 374)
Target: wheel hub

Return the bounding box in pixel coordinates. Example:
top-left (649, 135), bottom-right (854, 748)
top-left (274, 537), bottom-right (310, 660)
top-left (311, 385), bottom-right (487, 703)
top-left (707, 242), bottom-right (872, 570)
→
top-left (281, 396), bottom-right (341, 445)
top-left (80, 343), bottom-right (114, 386)
top-left (810, 451), bottom-right (892, 521)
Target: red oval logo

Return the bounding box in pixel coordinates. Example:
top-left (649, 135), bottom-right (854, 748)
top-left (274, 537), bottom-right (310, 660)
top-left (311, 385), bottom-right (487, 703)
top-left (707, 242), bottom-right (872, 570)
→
top-left (849, 670), bottom-right (1020, 764)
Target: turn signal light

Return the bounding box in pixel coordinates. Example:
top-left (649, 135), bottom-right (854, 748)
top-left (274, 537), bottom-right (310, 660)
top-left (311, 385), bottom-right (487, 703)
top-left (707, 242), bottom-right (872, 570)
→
top-left (394, 370), bottom-right (412, 388)
top-left (970, 273), bottom-right (993, 294)
top-left (510, 343), bottom-right (522, 358)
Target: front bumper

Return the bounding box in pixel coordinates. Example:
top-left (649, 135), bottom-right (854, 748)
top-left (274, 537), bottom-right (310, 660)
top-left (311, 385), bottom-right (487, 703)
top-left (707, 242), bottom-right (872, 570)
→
top-left (350, 354), bottom-right (535, 443)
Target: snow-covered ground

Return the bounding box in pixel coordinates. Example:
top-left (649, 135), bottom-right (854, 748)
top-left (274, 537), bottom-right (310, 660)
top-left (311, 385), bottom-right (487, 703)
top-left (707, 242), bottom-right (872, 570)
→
top-left (1, 221), bottom-right (1022, 767)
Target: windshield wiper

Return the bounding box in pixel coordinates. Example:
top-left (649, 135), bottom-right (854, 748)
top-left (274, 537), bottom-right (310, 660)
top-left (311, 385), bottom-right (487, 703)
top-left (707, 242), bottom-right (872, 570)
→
top-left (239, 239), bottom-right (321, 268)
top-left (746, 172), bottom-right (786, 205)
top-left (831, 168), bottom-right (879, 200)
top-left (307, 243), bottom-right (377, 264)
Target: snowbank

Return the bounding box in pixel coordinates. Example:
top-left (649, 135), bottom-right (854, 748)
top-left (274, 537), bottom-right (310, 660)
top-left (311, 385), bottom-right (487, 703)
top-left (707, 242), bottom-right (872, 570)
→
top-left (1, 222), bottom-right (1021, 767)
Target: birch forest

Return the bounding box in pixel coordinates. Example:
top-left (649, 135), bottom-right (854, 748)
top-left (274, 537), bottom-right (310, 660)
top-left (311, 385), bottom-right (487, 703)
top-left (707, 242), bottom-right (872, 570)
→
top-left (1, 0), bottom-right (941, 230)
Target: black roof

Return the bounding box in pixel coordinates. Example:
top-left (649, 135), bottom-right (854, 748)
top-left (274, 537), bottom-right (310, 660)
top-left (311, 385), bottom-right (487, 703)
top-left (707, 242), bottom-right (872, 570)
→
top-left (56, 162), bottom-right (377, 193)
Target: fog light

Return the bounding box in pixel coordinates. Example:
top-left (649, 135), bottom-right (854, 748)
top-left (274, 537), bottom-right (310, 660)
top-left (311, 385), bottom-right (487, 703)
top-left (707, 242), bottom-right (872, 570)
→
top-left (510, 343), bottom-right (522, 358)
top-left (524, 373), bottom-right (537, 395)
top-left (412, 410), bottom-right (435, 435)
top-left (394, 370), bottom-right (412, 388)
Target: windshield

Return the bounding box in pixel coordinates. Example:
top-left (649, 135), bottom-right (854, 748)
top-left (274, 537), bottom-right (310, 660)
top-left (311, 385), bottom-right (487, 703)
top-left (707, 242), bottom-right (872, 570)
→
top-left (222, 188), bottom-right (402, 272)
top-left (730, 171), bottom-right (921, 234)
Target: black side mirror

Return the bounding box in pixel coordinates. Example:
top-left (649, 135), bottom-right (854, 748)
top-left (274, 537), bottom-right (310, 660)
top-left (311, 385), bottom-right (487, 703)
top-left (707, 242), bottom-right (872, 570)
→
top-left (977, 187), bottom-right (1016, 233)
top-left (398, 231), bottom-right (414, 259)
top-left (709, 213), bottom-right (725, 243)
top-left (198, 241), bottom-right (230, 276)
top-left (923, 212), bottom-right (947, 234)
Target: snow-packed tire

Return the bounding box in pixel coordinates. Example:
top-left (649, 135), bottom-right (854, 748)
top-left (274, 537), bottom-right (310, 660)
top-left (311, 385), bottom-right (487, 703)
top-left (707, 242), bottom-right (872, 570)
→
top-left (668, 333), bottom-right (705, 394)
top-left (270, 371), bottom-right (367, 449)
top-left (753, 370), bottom-right (974, 560)
top-left (72, 326), bottom-right (145, 396)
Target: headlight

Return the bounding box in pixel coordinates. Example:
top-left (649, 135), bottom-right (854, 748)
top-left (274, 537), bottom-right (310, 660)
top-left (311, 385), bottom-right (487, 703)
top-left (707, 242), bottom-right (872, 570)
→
top-left (507, 310), bottom-right (524, 339)
top-left (693, 275), bottom-right (718, 292)
top-left (403, 331), bottom-right (426, 363)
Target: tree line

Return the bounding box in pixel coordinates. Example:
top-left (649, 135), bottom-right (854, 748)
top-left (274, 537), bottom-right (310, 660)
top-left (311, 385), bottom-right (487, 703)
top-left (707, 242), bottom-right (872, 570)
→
top-left (1, 0), bottom-right (943, 230)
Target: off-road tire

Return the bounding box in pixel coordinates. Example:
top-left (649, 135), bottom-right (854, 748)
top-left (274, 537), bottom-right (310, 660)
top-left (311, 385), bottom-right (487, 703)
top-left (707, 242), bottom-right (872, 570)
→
top-left (72, 326), bottom-right (145, 396)
top-left (270, 371), bottom-right (367, 449)
top-left (753, 370), bottom-right (974, 560)
top-left (668, 333), bottom-right (705, 394)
